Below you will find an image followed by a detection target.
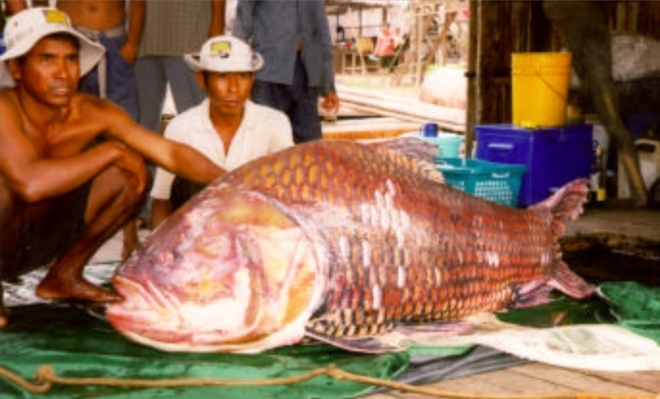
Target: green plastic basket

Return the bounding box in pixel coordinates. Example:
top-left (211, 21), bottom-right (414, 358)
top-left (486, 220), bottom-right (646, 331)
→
top-left (418, 133), bottom-right (464, 158)
top-left (435, 158), bottom-right (527, 207)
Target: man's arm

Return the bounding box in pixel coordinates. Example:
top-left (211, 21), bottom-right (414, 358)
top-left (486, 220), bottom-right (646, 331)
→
top-left (99, 101), bottom-right (224, 184)
top-left (120, 0), bottom-right (145, 64)
top-left (208, 0), bottom-right (226, 37)
top-left (0, 97), bottom-right (125, 202)
top-left (312, 0), bottom-right (339, 114)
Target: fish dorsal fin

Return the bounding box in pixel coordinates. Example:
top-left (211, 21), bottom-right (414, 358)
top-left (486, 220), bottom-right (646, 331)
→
top-left (370, 136), bottom-right (439, 164)
top-left (369, 137), bottom-right (445, 184)
top-left (529, 178), bottom-right (589, 238)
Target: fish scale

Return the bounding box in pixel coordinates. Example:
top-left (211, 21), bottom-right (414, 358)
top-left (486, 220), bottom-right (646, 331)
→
top-left (280, 143), bottom-right (528, 323)
top-left (108, 139), bottom-right (593, 353)
top-left (302, 172), bottom-right (550, 339)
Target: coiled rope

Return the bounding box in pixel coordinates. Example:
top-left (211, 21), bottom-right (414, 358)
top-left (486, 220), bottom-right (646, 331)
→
top-left (0, 364), bottom-right (656, 399)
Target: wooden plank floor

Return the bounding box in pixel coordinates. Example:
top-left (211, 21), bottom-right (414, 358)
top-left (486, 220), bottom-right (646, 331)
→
top-left (364, 364), bottom-right (659, 398)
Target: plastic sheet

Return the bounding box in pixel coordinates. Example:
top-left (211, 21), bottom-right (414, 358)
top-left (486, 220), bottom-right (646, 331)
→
top-left (2, 282), bottom-right (657, 398)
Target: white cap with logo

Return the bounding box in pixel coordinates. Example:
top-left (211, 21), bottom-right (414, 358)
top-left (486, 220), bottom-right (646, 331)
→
top-left (184, 36), bottom-right (264, 73)
top-left (0, 7), bottom-right (105, 77)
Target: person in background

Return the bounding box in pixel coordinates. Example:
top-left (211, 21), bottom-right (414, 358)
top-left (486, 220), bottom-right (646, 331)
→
top-left (5, 0), bottom-right (146, 259)
top-left (134, 0), bottom-right (225, 229)
top-left (135, 0), bottom-right (225, 137)
top-left (232, 0), bottom-right (339, 144)
top-left (0, 8), bottom-right (223, 327)
top-left (150, 35), bottom-right (293, 228)
top-left (374, 23), bottom-right (395, 73)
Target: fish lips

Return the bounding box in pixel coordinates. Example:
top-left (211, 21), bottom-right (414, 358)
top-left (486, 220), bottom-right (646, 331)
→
top-left (107, 268), bottom-right (276, 350)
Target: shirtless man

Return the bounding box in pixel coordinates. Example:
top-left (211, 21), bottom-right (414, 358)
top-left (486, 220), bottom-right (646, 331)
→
top-left (6, 1), bottom-right (143, 65)
top-left (6, 0), bottom-right (146, 258)
top-left (0, 8), bottom-right (224, 327)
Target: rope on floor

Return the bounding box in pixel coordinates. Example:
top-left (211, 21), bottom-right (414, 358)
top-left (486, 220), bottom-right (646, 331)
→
top-left (0, 364), bottom-right (656, 399)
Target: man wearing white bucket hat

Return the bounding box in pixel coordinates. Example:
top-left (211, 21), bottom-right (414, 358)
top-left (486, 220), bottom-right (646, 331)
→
top-left (0, 7), bottom-right (224, 327)
top-left (149, 35), bottom-right (293, 228)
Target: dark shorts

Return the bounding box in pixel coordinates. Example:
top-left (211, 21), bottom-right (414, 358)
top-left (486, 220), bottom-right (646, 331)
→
top-left (3, 182), bottom-right (91, 280)
top-left (379, 55), bottom-right (394, 69)
top-left (170, 177), bottom-right (205, 210)
top-left (251, 53), bottom-right (322, 144)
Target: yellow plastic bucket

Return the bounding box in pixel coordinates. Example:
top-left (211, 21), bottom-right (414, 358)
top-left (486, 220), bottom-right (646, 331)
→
top-left (511, 52), bottom-right (572, 128)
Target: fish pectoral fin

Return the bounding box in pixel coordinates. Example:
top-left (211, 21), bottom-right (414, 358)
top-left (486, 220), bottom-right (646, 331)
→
top-left (397, 320), bottom-right (475, 336)
top-left (547, 259), bottom-right (595, 299)
top-left (305, 331), bottom-right (407, 353)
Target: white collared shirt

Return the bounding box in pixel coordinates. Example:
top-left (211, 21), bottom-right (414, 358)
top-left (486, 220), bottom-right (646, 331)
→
top-left (150, 98), bottom-right (293, 200)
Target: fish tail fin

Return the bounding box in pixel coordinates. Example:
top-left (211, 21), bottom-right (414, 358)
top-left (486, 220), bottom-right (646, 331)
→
top-left (530, 178), bottom-right (589, 238)
top-left (530, 178), bottom-right (594, 299)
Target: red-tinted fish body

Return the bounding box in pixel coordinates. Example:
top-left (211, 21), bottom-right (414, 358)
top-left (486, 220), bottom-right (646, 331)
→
top-left (108, 139), bottom-right (592, 353)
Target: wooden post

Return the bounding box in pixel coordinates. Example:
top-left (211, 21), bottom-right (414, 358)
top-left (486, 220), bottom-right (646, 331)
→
top-left (465, 0), bottom-right (479, 158)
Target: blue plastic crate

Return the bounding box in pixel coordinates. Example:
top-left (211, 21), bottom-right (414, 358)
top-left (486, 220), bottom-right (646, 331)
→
top-left (475, 124), bottom-right (592, 206)
top-left (435, 158), bottom-right (527, 207)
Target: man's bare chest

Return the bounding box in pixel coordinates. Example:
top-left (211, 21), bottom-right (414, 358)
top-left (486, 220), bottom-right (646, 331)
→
top-left (26, 119), bottom-right (101, 158)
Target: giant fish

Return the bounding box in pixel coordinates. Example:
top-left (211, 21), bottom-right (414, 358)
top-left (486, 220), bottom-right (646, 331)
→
top-left (107, 139), bottom-right (594, 353)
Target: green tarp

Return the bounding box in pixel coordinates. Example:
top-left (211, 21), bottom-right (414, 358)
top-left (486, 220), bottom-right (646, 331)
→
top-left (0, 305), bottom-right (410, 399)
top-left (599, 281), bottom-right (660, 343)
top-left (0, 281), bottom-right (658, 399)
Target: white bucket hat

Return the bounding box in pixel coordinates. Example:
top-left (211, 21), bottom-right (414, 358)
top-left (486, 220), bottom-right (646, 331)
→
top-left (0, 7), bottom-right (105, 77)
top-left (184, 36), bottom-right (264, 73)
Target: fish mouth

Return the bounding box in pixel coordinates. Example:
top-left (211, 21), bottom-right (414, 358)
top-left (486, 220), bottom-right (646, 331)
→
top-left (107, 275), bottom-right (174, 333)
top-left (107, 270), bottom-right (270, 343)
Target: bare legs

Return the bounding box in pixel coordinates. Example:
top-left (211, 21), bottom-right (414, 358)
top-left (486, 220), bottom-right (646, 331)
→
top-left (122, 219), bottom-right (141, 260)
top-left (0, 174), bottom-right (18, 327)
top-left (35, 164), bottom-right (147, 302)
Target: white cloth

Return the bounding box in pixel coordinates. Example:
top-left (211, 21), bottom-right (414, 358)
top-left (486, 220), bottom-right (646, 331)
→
top-left (404, 314), bottom-right (660, 371)
top-left (150, 99), bottom-right (293, 200)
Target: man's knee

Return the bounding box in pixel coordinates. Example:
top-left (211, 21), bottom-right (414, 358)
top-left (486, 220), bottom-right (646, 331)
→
top-left (171, 177), bottom-right (205, 210)
top-left (88, 163), bottom-right (149, 221)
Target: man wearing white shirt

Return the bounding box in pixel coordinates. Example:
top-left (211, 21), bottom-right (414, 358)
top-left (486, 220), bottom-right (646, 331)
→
top-left (150, 35), bottom-right (293, 228)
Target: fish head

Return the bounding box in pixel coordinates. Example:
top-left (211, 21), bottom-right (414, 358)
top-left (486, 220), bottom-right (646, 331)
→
top-left (107, 191), bottom-right (323, 353)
